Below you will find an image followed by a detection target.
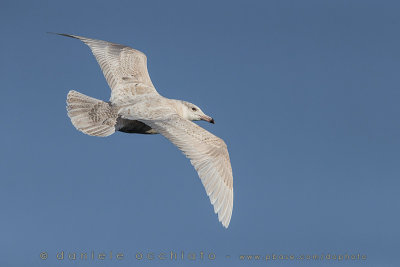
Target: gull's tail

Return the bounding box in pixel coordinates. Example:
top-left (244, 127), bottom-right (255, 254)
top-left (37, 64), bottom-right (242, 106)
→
top-left (66, 90), bottom-right (118, 137)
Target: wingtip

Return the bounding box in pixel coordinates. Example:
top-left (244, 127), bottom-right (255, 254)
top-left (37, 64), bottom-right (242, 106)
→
top-left (46, 32), bottom-right (79, 39)
top-left (46, 31), bottom-right (63, 36)
top-left (222, 221), bottom-right (230, 228)
top-left (220, 214), bottom-right (231, 228)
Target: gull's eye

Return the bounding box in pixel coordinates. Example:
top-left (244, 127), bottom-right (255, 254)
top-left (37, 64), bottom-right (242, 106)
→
top-left (192, 107), bottom-right (197, 111)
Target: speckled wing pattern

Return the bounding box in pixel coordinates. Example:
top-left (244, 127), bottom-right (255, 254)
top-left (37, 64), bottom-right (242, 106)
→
top-left (56, 33), bottom-right (158, 104)
top-left (142, 115), bottom-right (234, 228)
top-left (54, 33), bottom-right (234, 228)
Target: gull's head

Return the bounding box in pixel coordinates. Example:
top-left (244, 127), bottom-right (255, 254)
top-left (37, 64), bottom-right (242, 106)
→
top-left (180, 101), bottom-right (215, 124)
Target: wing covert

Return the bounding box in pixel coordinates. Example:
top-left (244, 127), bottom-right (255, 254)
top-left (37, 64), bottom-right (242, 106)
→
top-left (142, 115), bottom-right (234, 228)
top-left (55, 33), bottom-right (158, 103)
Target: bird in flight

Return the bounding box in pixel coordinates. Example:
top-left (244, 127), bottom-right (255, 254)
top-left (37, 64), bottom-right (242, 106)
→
top-left (51, 33), bottom-right (233, 228)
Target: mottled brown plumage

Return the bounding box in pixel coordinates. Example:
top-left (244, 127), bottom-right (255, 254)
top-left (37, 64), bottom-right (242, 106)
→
top-left (55, 33), bottom-right (234, 228)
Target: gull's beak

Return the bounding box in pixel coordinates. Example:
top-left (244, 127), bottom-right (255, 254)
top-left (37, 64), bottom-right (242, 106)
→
top-left (201, 115), bottom-right (215, 124)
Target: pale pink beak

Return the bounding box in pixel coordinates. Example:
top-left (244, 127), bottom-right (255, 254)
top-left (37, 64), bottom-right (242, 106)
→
top-left (201, 115), bottom-right (215, 124)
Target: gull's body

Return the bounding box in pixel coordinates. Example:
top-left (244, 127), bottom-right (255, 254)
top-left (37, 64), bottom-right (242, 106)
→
top-left (54, 33), bottom-right (233, 228)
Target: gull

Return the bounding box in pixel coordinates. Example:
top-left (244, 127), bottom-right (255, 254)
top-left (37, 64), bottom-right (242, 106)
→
top-left (51, 33), bottom-right (234, 228)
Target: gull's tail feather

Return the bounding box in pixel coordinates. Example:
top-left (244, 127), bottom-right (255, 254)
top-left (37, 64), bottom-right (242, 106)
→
top-left (66, 90), bottom-right (118, 137)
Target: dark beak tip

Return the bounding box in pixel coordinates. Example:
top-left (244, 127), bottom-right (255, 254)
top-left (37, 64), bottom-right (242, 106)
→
top-left (210, 118), bottom-right (215, 124)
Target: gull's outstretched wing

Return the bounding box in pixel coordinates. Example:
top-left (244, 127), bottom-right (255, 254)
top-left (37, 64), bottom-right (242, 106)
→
top-left (53, 33), bottom-right (158, 104)
top-left (142, 115), bottom-right (234, 228)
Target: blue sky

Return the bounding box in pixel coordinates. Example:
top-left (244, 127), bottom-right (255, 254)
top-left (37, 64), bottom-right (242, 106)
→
top-left (0, 0), bottom-right (399, 266)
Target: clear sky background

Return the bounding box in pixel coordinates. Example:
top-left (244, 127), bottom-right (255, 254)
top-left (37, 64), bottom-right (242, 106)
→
top-left (0, 0), bottom-right (399, 266)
